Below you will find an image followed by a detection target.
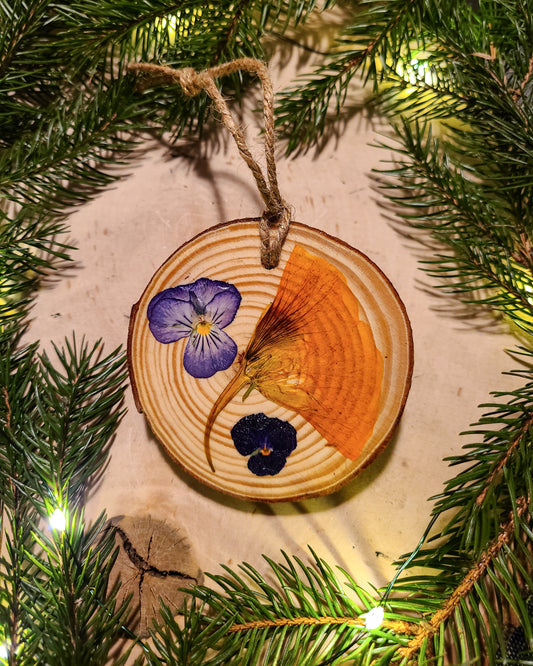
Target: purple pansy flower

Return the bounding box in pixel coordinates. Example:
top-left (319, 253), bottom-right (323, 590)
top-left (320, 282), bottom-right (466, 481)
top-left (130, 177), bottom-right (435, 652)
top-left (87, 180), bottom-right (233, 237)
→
top-left (231, 413), bottom-right (297, 476)
top-left (147, 277), bottom-right (241, 379)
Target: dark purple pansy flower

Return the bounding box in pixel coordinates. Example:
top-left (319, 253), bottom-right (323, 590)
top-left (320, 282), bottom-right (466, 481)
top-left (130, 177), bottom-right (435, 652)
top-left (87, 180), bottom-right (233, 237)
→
top-left (147, 277), bottom-right (241, 379)
top-left (231, 413), bottom-right (297, 476)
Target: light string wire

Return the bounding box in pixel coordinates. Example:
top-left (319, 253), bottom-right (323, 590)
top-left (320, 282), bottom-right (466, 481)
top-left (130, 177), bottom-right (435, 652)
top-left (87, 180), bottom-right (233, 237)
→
top-left (317, 513), bottom-right (439, 666)
top-left (127, 58), bottom-right (291, 270)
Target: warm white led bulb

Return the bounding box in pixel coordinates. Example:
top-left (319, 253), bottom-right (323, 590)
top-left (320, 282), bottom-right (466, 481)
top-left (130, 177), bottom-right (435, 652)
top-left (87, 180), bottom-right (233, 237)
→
top-left (363, 606), bottom-right (385, 630)
top-left (49, 508), bottom-right (66, 531)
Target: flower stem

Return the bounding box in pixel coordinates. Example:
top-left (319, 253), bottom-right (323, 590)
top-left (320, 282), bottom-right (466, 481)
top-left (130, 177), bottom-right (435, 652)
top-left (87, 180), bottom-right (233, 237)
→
top-left (204, 367), bottom-right (250, 472)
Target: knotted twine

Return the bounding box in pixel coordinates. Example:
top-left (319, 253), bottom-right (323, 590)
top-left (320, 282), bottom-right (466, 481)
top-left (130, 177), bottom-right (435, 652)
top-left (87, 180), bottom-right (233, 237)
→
top-left (127, 58), bottom-right (291, 270)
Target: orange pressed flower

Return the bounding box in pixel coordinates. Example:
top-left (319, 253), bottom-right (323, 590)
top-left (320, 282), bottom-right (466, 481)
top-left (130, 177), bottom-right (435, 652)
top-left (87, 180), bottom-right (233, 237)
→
top-left (204, 245), bottom-right (383, 472)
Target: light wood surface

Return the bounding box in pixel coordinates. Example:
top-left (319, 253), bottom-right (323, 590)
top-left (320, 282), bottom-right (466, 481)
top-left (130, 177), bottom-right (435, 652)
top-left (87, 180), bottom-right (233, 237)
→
top-left (128, 220), bottom-right (413, 501)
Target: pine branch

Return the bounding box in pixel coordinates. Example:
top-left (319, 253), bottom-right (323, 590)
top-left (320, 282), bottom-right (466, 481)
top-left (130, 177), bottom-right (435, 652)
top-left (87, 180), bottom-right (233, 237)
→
top-left (0, 341), bottom-right (46, 664)
top-left (145, 518), bottom-right (533, 664)
top-left (0, 0), bottom-right (53, 82)
top-left (27, 337), bottom-right (127, 508)
top-left (44, 0), bottom-right (203, 72)
top-left (276, 0), bottom-right (441, 152)
top-left (0, 80), bottom-right (143, 212)
top-left (399, 497), bottom-right (530, 661)
top-left (0, 340), bottom-right (41, 511)
top-left (375, 112), bottom-right (533, 335)
top-left (373, 351), bottom-right (533, 662)
top-left (386, 508), bottom-right (533, 662)
top-left (145, 549), bottom-right (421, 665)
top-left (0, 336), bottom-right (130, 663)
top-left (426, 358), bottom-right (533, 555)
top-left (475, 412), bottom-right (533, 508)
top-left (27, 510), bottom-right (133, 666)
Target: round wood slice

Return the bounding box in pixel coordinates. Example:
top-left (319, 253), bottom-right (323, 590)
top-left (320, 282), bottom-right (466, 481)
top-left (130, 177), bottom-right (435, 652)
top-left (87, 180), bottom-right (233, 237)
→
top-left (128, 219), bottom-right (413, 502)
top-left (107, 515), bottom-right (202, 637)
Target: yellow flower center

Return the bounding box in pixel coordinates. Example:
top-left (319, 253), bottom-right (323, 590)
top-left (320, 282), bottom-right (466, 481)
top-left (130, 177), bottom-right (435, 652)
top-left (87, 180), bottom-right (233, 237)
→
top-left (196, 320), bottom-right (212, 336)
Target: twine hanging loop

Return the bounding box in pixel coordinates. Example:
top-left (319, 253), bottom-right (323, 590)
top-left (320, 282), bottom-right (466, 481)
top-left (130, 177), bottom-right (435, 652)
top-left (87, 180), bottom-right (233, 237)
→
top-left (127, 58), bottom-right (291, 269)
top-left (258, 206), bottom-right (291, 270)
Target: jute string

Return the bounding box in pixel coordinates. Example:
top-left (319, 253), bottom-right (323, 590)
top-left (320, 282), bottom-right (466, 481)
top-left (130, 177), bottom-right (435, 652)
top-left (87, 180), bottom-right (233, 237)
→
top-left (127, 58), bottom-right (291, 269)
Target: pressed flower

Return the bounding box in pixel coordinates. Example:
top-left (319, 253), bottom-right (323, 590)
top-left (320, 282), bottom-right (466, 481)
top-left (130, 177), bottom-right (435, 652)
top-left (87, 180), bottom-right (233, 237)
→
top-left (147, 277), bottom-right (241, 379)
top-left (204, 245), bottom-right (383, 472)
top-left (231, 413), bottom-right (297, 476)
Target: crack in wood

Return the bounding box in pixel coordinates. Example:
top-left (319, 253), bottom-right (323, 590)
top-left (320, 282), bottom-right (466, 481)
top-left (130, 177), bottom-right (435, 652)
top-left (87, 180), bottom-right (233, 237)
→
top-left (114, 525), bottom-right (198, 582)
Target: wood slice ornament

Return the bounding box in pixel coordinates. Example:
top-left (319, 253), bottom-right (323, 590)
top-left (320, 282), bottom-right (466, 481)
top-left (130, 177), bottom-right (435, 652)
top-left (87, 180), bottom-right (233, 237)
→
top-left (128, 220), bottom-right (413, 502)
top-left (126, 58), bottom-right (413, 502)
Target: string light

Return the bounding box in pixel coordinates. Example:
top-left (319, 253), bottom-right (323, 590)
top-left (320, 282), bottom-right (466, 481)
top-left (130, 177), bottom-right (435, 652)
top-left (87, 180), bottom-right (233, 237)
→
top-left (49, 508), bottom-right (66, 531)
top-left (155, 14), bottom-right (178, 38)
top-left (362, 605), bottom-right (385, 630)
top-left (154, 8), bottom-right (205, 43)
top-left (318, 605), bottom-right (386, 664)
top-left (396, 55), bottom-right (438, 89)
top-left (512, 260), bottom-right (533, 304)
top-left (0, 639), bottom-right (22, 661)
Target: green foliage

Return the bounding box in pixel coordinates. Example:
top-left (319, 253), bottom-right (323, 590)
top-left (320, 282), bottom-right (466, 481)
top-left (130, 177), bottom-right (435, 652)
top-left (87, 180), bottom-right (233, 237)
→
top-left (30, 338), bottom-right (127, 506)
top-left (0, 336), bottom-right (129, 664)
top-left (375, 118), bottom-right (533, 335)
top-left (385, 354), bottom-right (533, 663)
top-left (3, 0), bottom-right (533, 663)
top-left (144, 550), bottom-right (411, 665)
top-left (432, 353), bottom-right (533, 552)
top-left (27, 509), bottom-right (130, 666)
top-left (276, 0), bottom-right (452, 152)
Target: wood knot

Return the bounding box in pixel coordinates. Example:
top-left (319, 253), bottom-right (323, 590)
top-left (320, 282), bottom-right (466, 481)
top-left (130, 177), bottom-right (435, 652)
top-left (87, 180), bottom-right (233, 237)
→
top-left (259, 204), bottom-right (291, 269)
